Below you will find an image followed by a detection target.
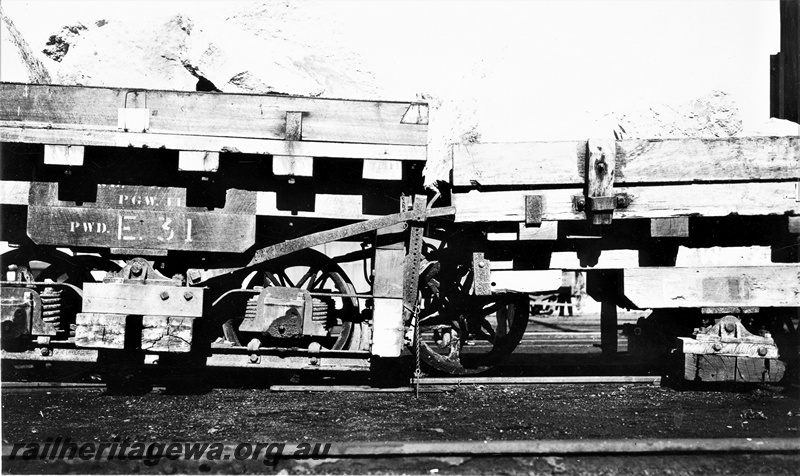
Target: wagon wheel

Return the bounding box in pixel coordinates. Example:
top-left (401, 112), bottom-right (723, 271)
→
top-left (0, 247), bottom-right (121, 343)
top-left (417, 246), bottom-right (529, 375)
top-left (0, 247), bottom-right (119, 287)
top-left (216, 249), bottom-right (365, 351)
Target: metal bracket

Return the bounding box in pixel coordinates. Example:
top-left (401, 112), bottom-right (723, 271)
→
top-left (472, 252), bottom-right (491, 296)
top-left (524, 195), bottom-right (544, 226)
top-left (585, 139), bottom-right (620, 225)
top-left (285, 112), bottom-right (303, 141)
top-left (117, 90), bottom-right (150, 132)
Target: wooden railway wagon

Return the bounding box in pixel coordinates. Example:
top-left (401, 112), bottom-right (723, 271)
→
top-left (0, 82), bottom-right (798, 390)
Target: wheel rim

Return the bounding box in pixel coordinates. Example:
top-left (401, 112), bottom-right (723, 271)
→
top-left (0, 247), bottom-right (120, 287)
top-left (417, 247), bottom-right (529, 375)
top-left (216, 249), bottom-right (364, 351)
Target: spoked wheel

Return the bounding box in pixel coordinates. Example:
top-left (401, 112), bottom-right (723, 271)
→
top-left (215, 248), bottom-right (366, 351)
top-left (0, 246), bottom-right (121, 349)
top-left (417, 246), bottom-right (529, 375)
top-left (0, 246), bottom-right (120, 287)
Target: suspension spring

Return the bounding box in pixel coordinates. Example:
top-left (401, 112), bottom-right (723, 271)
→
top-left (40, 287), bottom-right (63, 333)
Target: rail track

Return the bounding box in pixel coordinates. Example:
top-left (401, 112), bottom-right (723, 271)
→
top-left (3, 438), bottom-right (798, 475)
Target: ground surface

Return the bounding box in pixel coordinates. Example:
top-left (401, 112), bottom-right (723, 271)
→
top-left (2, 314), bottom-right (799, 474)
top-left (2, 383), bottom-right (799, 474)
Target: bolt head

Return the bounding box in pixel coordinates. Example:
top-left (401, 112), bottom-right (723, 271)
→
top-left (183, 291), bottom-right (193, 301)
top-left (757, 347), bottom-right (768, 357)
top-left (160, 291), bottom-right (170, 300)
top-left (40, 348), bottom-right (50, 356)
top-left (724, 322), bottom-right (736, 333)
top-left (130, 262), bottom-right (143, 276)
top-left (712, 343), bottom-right (722, 351)
top-left (478, 261), bottom-right (486, 268)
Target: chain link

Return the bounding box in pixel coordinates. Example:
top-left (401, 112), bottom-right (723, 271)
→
top-left (413, 299), bottom-right (422, 398)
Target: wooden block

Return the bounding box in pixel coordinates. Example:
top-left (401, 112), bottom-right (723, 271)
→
top-left (600, 301), bottom-right (618, 354)
top-left (82, 283), bottom-right (204, 317)
top-left (272, 155), bottom-right (314, 176)
top-left (696, 354), bottom-right (736, 382)
top-left (518, 221), bottom-right (558, 241)
top-left (141, 316), bottom-right (193, 353)
top-left (683, 353), bottom-right (699, 381)
top-left (789, 216), bottom-right (800, 234)
top-left (363, 159), bottom-right (403, 180)
top-left (472, 252), bottom-right (491, 296)
top-left (74, 313), bottom-right (126, 349)
top-left (650, 217), bottom-right (690, 237)
top-left (685, 354), bottom-right (785, 383)
top-left (255, 191), bottom-right (372, 220)
top-left (44, 144), bottom-right (84, 166)
top-left (371, 245), bottom-right (406, 358)
top-left (178, 151), bottom-right (219, 172)
top-left (0, 180), bottom-right (31, 205)
top-left (623, 265), bottom-right (800, 308)
top-left (524, 195), bottom-right (544, 226)
top-left (736, 357), bottom-right (785, 383)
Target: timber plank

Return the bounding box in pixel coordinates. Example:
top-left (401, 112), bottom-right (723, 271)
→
top-left (616, 137), bottom-right (800, 183)
top-left (451, 137), bottom-right (799, 187)
top-left (0, 125), bottom-right (426, 161)
top-left (452, 182), bottom-right (799, 222)
top-left (0, 83), bottom-right (427, 146)
top-left (27, 206), bottom-right (256, 253)
top-left (29, 183), bottom-right (256, 214)
top-left (452, 141), bottom-right (585, 187)
top-left (82, 283), bottom-right (203, 317)
top-left (623, 265), bottom-right (800, 309)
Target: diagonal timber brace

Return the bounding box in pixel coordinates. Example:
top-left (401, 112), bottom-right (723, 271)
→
top-left (189, 205), bottom-right (454, 284)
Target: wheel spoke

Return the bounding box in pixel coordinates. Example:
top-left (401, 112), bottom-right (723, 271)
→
top-left (296, 268), bottom-right (318, 289)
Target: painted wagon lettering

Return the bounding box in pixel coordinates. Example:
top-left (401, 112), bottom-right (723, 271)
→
top-left (157, 216), bottom-right (175, 241)
top-left (117, 214), bottom-right (139, 241)
top-left (118, 194), bottom-right (158, 207)
top-left (69, 221), bottom-right (109, 233)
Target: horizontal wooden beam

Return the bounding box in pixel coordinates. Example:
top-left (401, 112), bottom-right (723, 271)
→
top-left (0, 124), bottom-right (426, 161)
top-left (452, 182), bottom-right (799, 222)
top-left (0, 82), bottom-right (427, 146)
top-left (452, 137), bottom-right (800, 187)
top-left (623, 265), bottom-right (800, 308)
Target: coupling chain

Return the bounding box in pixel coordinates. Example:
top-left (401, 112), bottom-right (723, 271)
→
top-left (413, 298), bottom-right (422, 398)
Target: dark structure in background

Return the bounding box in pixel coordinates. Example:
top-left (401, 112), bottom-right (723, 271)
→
top-left (771, 0), bottom-right (799, 122)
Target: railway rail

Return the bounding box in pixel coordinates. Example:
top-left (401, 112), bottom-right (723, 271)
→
top-left (3, 438), bottom-right (798, 475)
